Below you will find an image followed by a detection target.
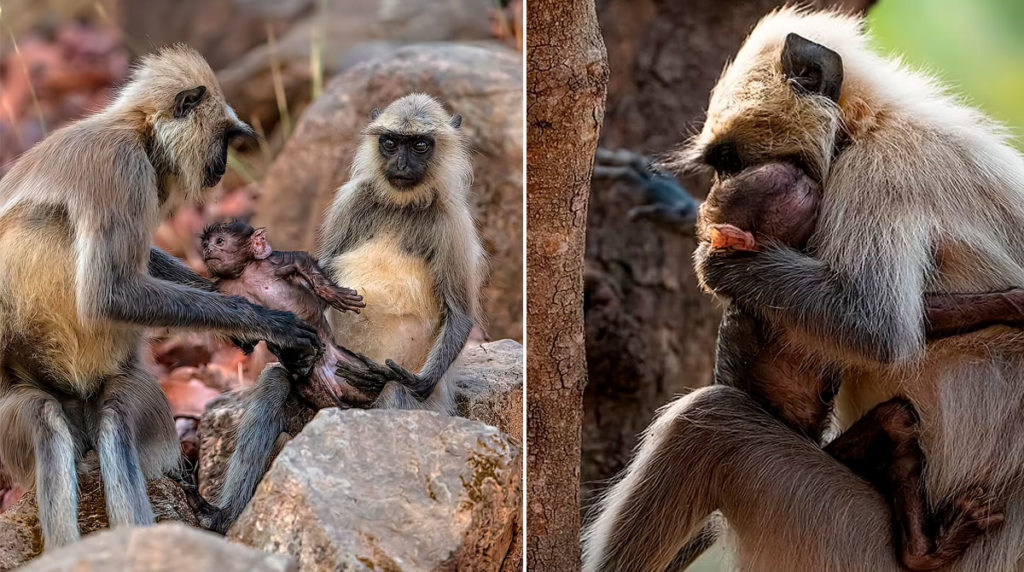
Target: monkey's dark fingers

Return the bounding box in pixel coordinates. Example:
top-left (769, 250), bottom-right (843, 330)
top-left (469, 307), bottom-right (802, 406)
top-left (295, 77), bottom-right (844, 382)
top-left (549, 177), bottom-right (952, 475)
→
top-left (384, 359), bottom-right (419, 384)
top-left (334, 360), bottom-right (389, 395)
top-left (262, 308), bottom-right (323, 352)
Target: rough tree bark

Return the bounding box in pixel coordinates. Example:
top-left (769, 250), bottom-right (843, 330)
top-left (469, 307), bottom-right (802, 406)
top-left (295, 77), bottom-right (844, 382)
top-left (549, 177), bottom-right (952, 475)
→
top-left (526, 0), bottom-right (608, 570)
top-left (581, 0), bottom-right (877, 510)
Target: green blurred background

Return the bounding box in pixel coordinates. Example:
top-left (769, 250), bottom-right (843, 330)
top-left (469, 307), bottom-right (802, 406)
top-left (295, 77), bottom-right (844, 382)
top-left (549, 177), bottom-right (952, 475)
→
top-left (869, 0), bottom-right (1024, 149)
top-left (690, 1), bottom-right (1023, 568)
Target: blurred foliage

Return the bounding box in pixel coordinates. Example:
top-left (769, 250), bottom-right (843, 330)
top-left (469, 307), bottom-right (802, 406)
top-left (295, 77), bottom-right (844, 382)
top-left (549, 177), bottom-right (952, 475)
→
top-left (868, 0), bottom-right (1024, 149)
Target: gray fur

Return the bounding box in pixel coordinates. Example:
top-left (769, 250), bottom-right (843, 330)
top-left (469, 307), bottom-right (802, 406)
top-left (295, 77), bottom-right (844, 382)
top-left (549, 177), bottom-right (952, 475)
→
top-left (213, 364), bottom-right (291, 532)
top-left (0, 46), bottom-right (315, 549)
top-left (584, 7), bottom-right (1024, 571)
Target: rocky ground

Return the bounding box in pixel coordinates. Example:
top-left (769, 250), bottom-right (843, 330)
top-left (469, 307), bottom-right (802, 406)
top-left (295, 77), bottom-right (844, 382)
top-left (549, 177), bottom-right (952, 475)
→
top-left (0, 1), bottom-right (523, 569)
top-left (0, 340), bottom-right (523, 571)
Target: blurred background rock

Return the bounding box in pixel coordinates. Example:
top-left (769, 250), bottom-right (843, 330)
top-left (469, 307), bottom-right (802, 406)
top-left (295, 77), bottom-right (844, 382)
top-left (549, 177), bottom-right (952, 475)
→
top-left (0, 0), bottom-right (522, 523)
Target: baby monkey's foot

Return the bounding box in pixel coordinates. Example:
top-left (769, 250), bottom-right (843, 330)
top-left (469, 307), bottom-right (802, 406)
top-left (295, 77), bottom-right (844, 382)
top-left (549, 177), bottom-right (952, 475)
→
top-left (902, 488), bottom-right (1004, 571)
top-left (708, 224), bottom-right (758, 251)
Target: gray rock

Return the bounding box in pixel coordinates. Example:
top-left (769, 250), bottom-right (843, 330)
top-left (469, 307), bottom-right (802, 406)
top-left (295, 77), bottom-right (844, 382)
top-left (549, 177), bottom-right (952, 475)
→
top-left (216, 0), bottom-right (497, 131)
top-left (198, 388), bottom-right (313, 500)
top-left (199, 340), bottom-right (523, 500)
top-left (20, 523), bottom-right (294, 572)
top-left (229, 409), bottom-right (521, 571)
top-left (0, 457), bottom-right (198, 571)
top-left (454, 340), bottom-right (524, 444)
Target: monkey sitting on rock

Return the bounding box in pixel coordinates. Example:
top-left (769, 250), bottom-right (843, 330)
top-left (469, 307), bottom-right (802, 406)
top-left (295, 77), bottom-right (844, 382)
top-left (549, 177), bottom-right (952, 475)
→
top-left (200, 221), bottom-right (369, 407)
top-left (697, 161), bottom-right (1005, 570)
top-left (192, 93), bottom-right (484, 534)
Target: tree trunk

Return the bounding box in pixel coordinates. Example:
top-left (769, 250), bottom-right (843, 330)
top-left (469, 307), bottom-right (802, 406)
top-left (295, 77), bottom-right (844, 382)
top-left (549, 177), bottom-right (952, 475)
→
top-left (526, 0), bottom-right (608, 570)
top-left (581, 0), bottom-right (877, 512)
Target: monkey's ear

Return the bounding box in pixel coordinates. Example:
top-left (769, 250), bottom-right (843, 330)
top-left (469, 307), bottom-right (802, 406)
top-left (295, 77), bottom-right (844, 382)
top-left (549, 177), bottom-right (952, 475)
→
top-left (449, 114), bottom-right (463, 129)
top-left (250, 228), bottom-right (272, 260)
top-left (173, 85), bottom-right (207, 119)
top-left (781, 33), bottom-right (843, 103)
top-left (370, 108), bottom-right (381, 121)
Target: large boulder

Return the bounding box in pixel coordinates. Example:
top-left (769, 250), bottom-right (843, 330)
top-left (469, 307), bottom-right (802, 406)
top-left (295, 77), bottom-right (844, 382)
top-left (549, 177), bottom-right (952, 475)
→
top-left (198, 340), bottom-right (524, 499)
top-left (252, 43), bottom-right (523, 342)
top-left (197, 389), bottom-right (314, 500)
top-left (215, 0), bottom-right (498, 131)
top-left (229, 409), bottom-right (521, 571)
top-left (20, 523), bottom-right (294, 572)
top-left (453, 340), bottom-right (524, 444)
top-left (120, 0), bottom-right (314, 70)
top-left (0, 458), bottom-right (197, 571)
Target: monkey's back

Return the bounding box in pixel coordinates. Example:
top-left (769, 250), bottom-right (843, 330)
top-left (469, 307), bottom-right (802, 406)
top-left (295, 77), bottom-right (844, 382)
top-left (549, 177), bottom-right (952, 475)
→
top-left (325, 232), bottom-right (440, 371)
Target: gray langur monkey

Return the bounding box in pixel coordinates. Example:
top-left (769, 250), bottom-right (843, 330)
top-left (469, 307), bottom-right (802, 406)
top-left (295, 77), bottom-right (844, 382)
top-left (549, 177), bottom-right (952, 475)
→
top-left (321, 93), bottom-right (485, 413)
top-left (0, 45), bottom-right (322, 549)
top-left (583, 7), bottom-right (1024, 571)
top-left (191, 93), bottom-right (485, 534)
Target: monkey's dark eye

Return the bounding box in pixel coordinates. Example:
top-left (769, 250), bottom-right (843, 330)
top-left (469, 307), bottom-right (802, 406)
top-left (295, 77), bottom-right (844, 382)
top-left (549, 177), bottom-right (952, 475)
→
top-left (704, 142), bottom-right (744, 177)
top-left (381, 137), bottom-right (398, 153)
top-left (412, 140), bottom-right (431, 154)
top-left (216, 238), bottom-right (224, 246)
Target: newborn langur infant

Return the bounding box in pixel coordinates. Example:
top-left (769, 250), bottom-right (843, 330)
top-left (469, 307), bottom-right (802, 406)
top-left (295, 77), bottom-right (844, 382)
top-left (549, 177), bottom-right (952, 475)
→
top-left (700, 162), bottom-right (1003, 570)
top-left (201, 221), bottom-right (371, 406)
top-left (699, 161), bottom-right (820, 251)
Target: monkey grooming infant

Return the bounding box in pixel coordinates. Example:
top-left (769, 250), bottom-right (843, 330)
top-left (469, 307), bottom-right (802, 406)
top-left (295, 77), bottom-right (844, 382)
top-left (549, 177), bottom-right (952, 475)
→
top-left (700, 161), bottom-right (1003, 571)
top-left (201, 221), bottom-right (372, 407)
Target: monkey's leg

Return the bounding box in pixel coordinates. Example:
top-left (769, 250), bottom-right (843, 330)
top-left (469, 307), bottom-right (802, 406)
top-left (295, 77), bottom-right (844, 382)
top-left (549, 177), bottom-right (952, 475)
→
top-left (95, 368), bottom-right (170, 527)
top-left (581, 385), bottom-right (896, 572)
top-left (211, 363), bottom-right (292, 534)
top-left (0, 387), bottom-right (82, 548)
top-left (925, 289), bottom-right (1024, 338)
top-left (825, 399), bottom-right (1004, 571)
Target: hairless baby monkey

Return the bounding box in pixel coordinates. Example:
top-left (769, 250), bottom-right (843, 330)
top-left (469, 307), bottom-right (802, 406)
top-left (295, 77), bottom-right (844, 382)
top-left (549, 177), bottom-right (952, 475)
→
top-left (188, 221), bottom-right (376, 532)
top-left (200, 220), bottom-right (370, 407)
top-left (698, 162), bottom-right (1006, 570)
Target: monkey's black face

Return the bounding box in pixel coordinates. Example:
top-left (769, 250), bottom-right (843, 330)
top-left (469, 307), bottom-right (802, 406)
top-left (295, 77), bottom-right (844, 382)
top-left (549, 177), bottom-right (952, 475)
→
top-left (203, 125), bottom-right (258, 188)
top-left (203, 139), bottom-right (229, 188)
top-left (379, 133), bottom-right (434, 189)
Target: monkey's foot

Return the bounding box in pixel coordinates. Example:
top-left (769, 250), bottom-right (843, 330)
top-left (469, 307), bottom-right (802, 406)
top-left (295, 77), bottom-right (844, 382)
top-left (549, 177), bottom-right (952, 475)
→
top-left (708, 224), bottom-right (758, 251)
top-left (179, 483), bottom-right (235, 535)
top-left (901, 488), bottom-right (1004, 571)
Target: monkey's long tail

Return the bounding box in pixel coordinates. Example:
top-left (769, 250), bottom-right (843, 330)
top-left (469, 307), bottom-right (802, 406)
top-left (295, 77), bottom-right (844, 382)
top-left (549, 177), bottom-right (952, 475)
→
top-left (665, 516), bottom-right (722, 571)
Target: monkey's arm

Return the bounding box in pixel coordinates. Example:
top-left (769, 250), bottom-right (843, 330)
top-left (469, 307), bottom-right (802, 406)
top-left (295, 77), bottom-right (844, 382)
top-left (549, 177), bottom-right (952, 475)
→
top-left (924, 290), bottom-right (1024, 339)
top-left (270, 251), bottom-right (365, 313)
top-left (149, 247), bottom-right (216, 291)
top-left (698, 242), bottom-right (926, 364)
top-left (75, 153), bottom-right (322, 358)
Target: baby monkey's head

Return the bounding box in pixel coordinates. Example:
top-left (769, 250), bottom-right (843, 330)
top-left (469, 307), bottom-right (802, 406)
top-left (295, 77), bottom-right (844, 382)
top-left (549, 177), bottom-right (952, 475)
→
top-left (201, 220), bottom-right (271, 278)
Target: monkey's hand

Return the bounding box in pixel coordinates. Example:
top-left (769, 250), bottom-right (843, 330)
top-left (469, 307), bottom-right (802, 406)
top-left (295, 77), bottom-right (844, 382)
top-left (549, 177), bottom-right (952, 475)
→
top-left (335, 352), bottom-right (425, 399)
top-left (318, 284), bottom-right (366, 314)
top-left (335, 351), bottom-right (391, 396)
top-left (237, 301), bottom-right (324, 364)
top-left (694, 242), bottom-right (759, 298)
top-left (708, 224), bottom-right (758, 251)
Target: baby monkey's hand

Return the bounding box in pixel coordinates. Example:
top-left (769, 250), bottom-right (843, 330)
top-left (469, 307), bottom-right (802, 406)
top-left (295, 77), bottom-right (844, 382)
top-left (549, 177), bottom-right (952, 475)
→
top-left (708, 224), bottom-right (758, 252)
